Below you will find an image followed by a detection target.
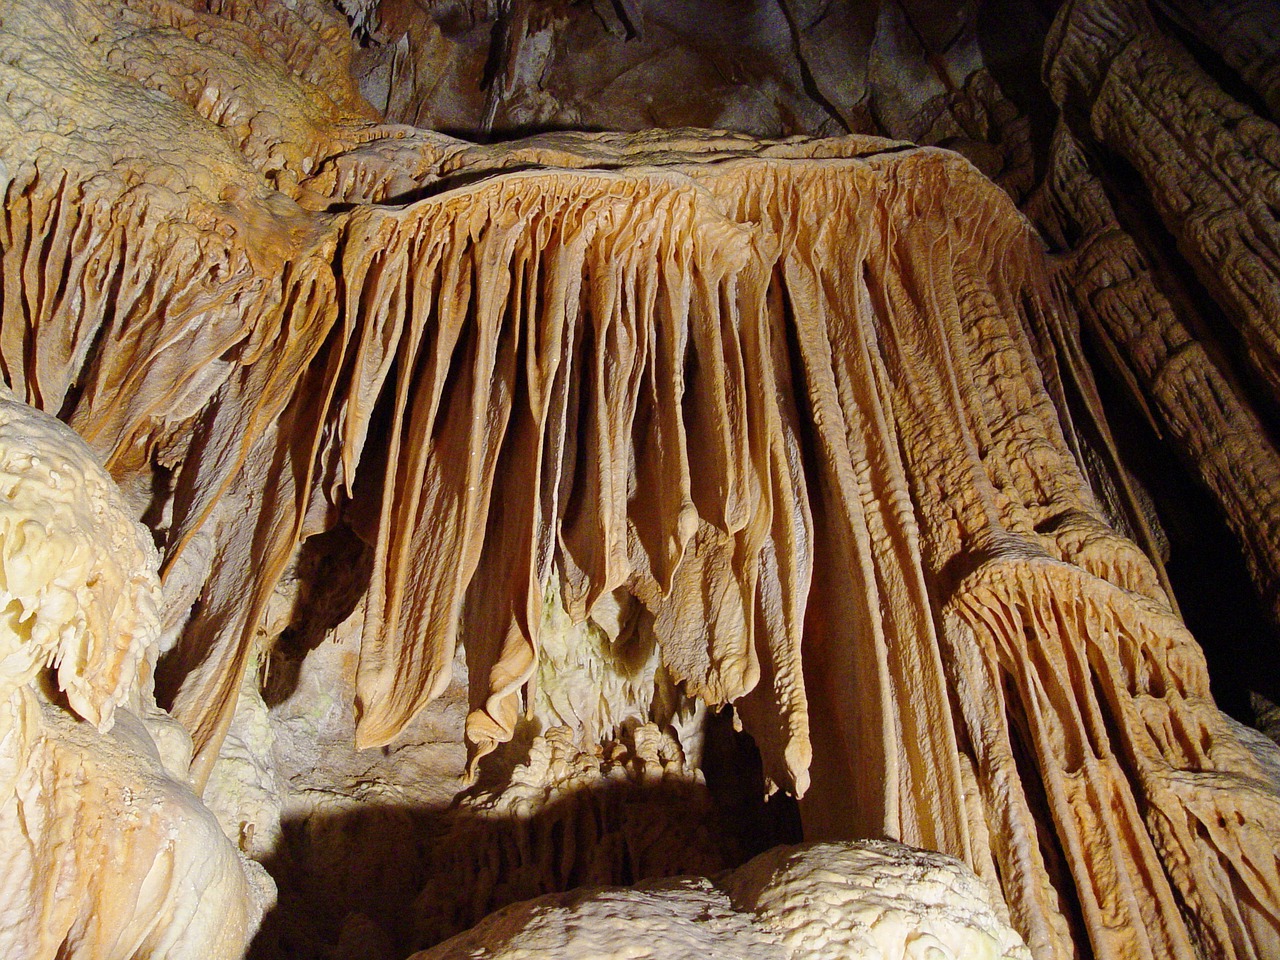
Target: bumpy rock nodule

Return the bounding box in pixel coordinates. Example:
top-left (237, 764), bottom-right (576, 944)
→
top-left (414, 841), bottom-right (1030, 960)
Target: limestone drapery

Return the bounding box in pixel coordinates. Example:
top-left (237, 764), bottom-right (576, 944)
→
top-left (2, 2), bottom-right (1280, 959)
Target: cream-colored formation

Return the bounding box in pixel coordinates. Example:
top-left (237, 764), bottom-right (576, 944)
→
top-left (414, 841), bottom-right (1030, 960)
top-left (724, 841), bottom-right (1032, 960)
top-left (0, 391), bottom-right (269, 959)
top-left (1, 1), bottom-right (1280, 959)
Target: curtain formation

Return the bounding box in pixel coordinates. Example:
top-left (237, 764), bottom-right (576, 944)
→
top-left (1, 1), bottom-right (1279, 958)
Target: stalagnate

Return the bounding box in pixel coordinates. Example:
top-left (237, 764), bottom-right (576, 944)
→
top-left (1045, 0), bottom-right (1280, 409)
top-left (0, 0), bottom-right (1279, 958)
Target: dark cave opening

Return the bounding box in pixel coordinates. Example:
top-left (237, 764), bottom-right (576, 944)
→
top-left (248, 703), bottom-right (801, 960)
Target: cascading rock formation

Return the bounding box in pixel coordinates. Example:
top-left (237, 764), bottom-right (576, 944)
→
top-left (1, 0), bottom-right (1280, 958)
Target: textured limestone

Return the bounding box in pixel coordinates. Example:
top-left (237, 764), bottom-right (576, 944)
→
top-left (1154, 0), bottom-right (1280, 123)
top-left (349, 0), bottom-right (861, 137)
top-left (1028, 123), bottom-right (1280, 632)
top-left (410, 722), bottom-right (736, 947)
top-left (412, 840), bottom-right (1031, 960)
top-left (416, 876), bottom-right (779, 960)
top-left (0, 392), bottom-right (269, 960)
top-left (203, 653), bottom-right (287, 861)
top-left (724, 841), bottom-right (1032, 960)
top-left (1046, 0), bottom-right (1280, 410)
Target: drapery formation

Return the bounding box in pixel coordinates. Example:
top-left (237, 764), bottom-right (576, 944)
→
top-left (2, 1), bottom-right (1280, 959)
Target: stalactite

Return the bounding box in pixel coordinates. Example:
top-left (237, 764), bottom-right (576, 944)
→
top-left (1029, 124), bottom-right (1280, 628)
top-left (1152, 0), bottom-right (1280, 123)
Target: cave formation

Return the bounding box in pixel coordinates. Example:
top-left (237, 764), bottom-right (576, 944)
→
top-left (2, 0), bottom-right (1280, 958)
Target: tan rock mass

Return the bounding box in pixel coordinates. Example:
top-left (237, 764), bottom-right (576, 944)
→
top-left (1, 0), bottom-right (1280, 959)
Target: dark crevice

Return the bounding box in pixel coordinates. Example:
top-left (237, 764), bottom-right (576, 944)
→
top-left (771, 0), bottom-right (852, 135)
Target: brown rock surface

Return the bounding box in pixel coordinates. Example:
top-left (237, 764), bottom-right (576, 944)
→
top-left (1153, 0), bottom-right (1280, 123)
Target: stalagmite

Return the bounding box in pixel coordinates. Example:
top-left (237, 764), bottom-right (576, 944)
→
top-left (413, 841), bottom-right (1032, 960)
top-left (0, 391), bottom-right (270, 959)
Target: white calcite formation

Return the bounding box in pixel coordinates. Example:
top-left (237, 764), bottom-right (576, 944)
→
top-left (0, 391), bottom-right (271, 960)
top-left (723, 842), bottom-right (1032, 960)
top-left (413, 840), bottom-right (1031, 960)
